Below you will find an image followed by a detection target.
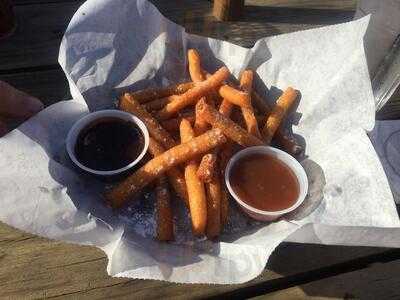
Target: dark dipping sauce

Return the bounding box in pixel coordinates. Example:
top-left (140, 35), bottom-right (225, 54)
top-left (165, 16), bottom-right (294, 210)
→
top-left (75, 117), bottom-right (144, 171)
top-left (230, 153), bottom-right (299, 212)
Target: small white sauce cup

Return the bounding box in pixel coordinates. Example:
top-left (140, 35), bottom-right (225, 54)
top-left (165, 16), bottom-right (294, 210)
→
top-left (66, 109), bottom-right (149, 176)
top-left (225, 146), bottom-right (308, 221)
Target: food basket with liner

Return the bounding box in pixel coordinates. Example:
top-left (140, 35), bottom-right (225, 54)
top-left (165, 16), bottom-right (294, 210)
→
top-left (0, 0), bottom-right (399, 284)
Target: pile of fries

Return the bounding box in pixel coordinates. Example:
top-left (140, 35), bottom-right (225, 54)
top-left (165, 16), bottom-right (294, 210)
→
top-left (105, 49), bottom-right (301, 241)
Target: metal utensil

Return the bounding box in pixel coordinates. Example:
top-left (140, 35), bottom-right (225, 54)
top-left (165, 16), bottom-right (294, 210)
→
top-left (373, 34), bottom-right (400, 112)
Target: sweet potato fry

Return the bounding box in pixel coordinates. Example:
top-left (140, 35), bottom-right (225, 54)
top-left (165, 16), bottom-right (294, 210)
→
top-left (196, 152), bottom-right (217, 183)
top-left (189, 52), bottom-right (221, 107)
top-left (204, 70), bottom-right (235, 116)
top-left (180, 118), bottom-right (208, 236)
top-left (193, 89), bottom-right (217, 183)
top-left (148, 138), bottom-right (189, 207)
top-left (105, 128), bottom-right (226, 208)
top-left (228, 75), bottom-right (271, 115)
top-left (211, 70), bottom-right (269, 116)
top-left (239, 70), bottom-right (262, 139)
top-left (194, 97), bottom-right (210, 135)
top-left (219, 140), bottom-right (234, 171)
top-left (196, 94), bottom-right (234, 184)
top-left (255, 114), bottom-right (264, 125)
top-left (218, 139), bottom-right (234, 228)
top-left (178, 110), bottom-right (196, 119)
top-left (143, 97), bottom-right (171, 111)
top-left (218, 98), bottom-right (234, 117)
top-left (131, 82), bottom-right (195, 104)
top-left (194, 98), bottom-right (216, 176)
top-left (231, 106), bottom-right (246, 129)
top-left (220, 182), bottom-right (229, 226)
top-left (262, 87), bottom-right (298, 144)
top-left (185, 73), bottom-right (224, 235)
top-left (219, 85), bottom-right (251, 108)
top-left (196, 98), bottom-right (263, 147)
top-left (188, 49), bottom-right (205, 82)
top-left (241, 104), bottom-right (261, 136)
top-left (275, 130), bottom-right (304, 156)
top-left (119, 93), bottom-right (177, 149)
top-left (253, 95), bottom-right (302, 155)
top-left (187, 50), bottom-right (211, 135)
top-left (155, 176), bottom-right (174, 241)
top-left (205, 173), bottom-right (221, 239)
top-left (156, 67), bottom-right (230, 120)
top-left (218, 96), bottom-right (234, 170)
top-left (251, 90), bottom-right (272, 115)
top-left (160, 115), bottom-right (195, 133)
top-left (187, 50), bottom-right (221, 233)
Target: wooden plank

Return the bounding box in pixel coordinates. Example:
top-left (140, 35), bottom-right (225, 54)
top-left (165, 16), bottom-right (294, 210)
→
top-left (0, 223), bottom-right (129, 299)
top-left (151, 0), bottom-right (355, 48)
top-left (213, 0), bottom-right (245, 21)
top-left (12, 0), bottom-right (357, 10)
top-left (247, 0), bottom-right (356, 10)
top-left (6, 0), bottom-right (398, 118)
top-left (0, 1), bottom-right (83, 71)
top-left (300, 259), bottom-right (400, 300)
top-left (209, 246), bottom-right (400, 299)
top-left (13, 0), bottom-right (80, 5)
top-left (0, 220), bottom-right (34, 243)
top-left (0, 68), bottom-right (71, 107)
top-left (253, 286), bottom-right (338, 300)
top-left (0, 222), bottom-right (393, 299)
top-left (252, 259), bottom-right (400, 300)
top-left (0, 0), bottom-right (355, 71)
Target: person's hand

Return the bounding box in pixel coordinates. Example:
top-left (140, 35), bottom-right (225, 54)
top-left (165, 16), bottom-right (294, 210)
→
top-left (0, 81), bottom-right (44, 137)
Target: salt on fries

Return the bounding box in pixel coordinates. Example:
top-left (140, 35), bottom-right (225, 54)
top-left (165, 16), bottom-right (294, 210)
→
top-left (110, 49), bottom-right (300, 240)
top-left (148, 138), bottom-right (189, 207)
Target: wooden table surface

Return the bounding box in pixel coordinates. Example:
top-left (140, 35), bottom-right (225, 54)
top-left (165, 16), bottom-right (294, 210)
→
top-left (1, 0), bottom-right (400, 299)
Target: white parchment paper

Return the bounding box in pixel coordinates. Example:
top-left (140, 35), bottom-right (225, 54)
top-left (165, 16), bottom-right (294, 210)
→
top-left (355, 0), bottom-right (400, 74)
top-left (1, 0), bottom-right (400, 284)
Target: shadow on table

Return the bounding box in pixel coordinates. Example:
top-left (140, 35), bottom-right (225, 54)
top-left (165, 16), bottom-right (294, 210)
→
top-left (289, 247), bottom-right (400, 300)
top-left (242, 6), bottom-right (355, 25)
top-left (150, 0), bottom-right (355, 48)
top-left (208, 243), bottom-right (400, 300)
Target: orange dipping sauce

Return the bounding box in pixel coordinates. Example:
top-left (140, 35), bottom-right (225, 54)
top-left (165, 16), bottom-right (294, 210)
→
top-left (230, 153), bottom-right (299, 212)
